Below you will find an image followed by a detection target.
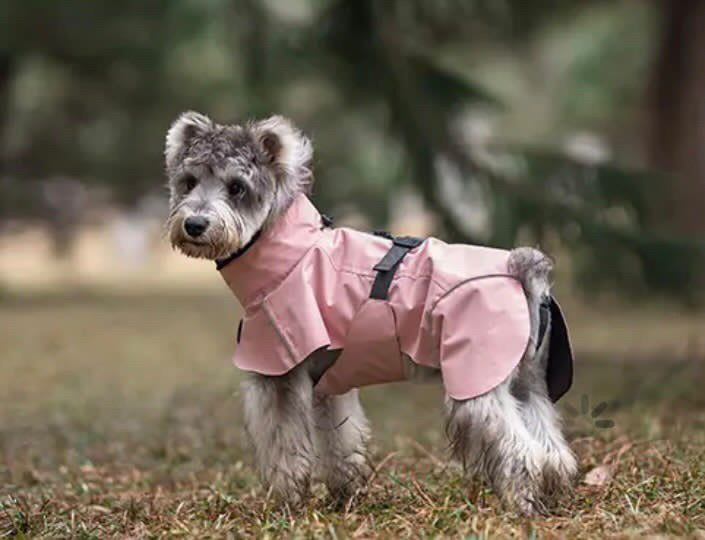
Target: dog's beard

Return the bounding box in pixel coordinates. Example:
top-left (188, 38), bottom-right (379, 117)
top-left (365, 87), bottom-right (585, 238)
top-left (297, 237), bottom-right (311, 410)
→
top-left (168, 221), bottom-right (238, 260)
top-left (165, 211), bottom-right (239, 261)
top-left (165, 199), bottom-right (269, 261)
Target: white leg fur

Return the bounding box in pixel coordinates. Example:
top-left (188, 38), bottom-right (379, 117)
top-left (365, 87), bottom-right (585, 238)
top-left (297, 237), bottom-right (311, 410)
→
top-left (508, 247), bottom-right (577, 497)
top-left (445, 374), bottom-right (546, 515)
top-left (313, 389), bottom-right (372, 500)
top-left (515, 329), bottom-right (577, 497)
top-left (241, 365), bottom-right (316, 507)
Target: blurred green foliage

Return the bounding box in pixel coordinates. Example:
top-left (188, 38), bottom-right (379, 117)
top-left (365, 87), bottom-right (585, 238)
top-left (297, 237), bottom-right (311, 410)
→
top-left (0, 0), bottom-right (702, 300)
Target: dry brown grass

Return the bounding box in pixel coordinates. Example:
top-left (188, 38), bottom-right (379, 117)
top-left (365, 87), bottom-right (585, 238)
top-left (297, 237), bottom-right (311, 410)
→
top-left (1, 292), bottom-right (705, 538)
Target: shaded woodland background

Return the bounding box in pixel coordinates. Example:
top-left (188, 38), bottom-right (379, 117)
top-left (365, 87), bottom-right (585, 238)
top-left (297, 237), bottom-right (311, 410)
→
top-left (1, 0), bottom-right (704, 298)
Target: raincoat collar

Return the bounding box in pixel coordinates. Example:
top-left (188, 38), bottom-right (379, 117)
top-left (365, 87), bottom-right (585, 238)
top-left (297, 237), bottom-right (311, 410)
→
top-left (217, 194), bottom-right (324, 308)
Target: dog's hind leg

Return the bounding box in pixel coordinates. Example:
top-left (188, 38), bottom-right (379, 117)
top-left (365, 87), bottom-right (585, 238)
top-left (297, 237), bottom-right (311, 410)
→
top-left (513, 327), bottom-right (577, 498)
top-left (445, 373), bottom-right (545, 515)
top-left (313, 389), bottom-right (372, 502)
top-left (508, 247), bottom-right (577, 498)
top-left (241, 364), bottom-right (316, 508)
top-left (515, 352), bottom-right (577, 498)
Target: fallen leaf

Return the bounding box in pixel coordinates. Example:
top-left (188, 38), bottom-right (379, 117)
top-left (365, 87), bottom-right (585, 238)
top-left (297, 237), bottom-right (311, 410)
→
top-left (583, 465), bottom-right (612, 486)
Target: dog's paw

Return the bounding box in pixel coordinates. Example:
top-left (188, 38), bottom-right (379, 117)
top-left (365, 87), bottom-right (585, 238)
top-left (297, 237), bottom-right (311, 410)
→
top-left (542, 447), bottom-right (578, 500)
top-left (501, 480), bottom-right (546, 517)
top-left (262, 464), bottom-right (312, 509)
top-left (492, 455), bottom-right (546, 516)
top-left (267, 482), bottom-right (310, 510)
top-left (325, 453), bottom-right (372, 503)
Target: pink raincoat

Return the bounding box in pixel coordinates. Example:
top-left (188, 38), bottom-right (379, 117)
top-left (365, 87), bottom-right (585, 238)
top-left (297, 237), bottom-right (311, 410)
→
top-left (218, 194), bottom-right (572, 400)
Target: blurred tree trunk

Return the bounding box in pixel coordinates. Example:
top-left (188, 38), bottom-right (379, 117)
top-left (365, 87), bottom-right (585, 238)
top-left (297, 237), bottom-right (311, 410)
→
top-left (648, 0), bottom-right (705, 235)
top-left (0, 55), bottom-right (11, 164)
top-left (230, 0), bottom-right (271, 117)
top-left (0, 54), bottom-right (14, 223)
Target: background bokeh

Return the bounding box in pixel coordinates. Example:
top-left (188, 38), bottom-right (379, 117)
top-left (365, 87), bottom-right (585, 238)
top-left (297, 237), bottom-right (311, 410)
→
top-left (2, 2), bottom-right (705, 536)
top-left (1, 0), bottom-right (703, 296)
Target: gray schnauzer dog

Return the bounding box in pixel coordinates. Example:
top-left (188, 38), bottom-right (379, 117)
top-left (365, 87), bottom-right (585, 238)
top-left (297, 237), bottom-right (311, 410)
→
top-left (163, 111), bottom-right (577, 515)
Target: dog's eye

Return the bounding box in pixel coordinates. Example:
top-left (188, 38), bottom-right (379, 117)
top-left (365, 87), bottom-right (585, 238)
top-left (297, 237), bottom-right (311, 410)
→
top-left (182, 175), bottom-right (198, 193)
top-left (228, 181), bottom-right (246, 199)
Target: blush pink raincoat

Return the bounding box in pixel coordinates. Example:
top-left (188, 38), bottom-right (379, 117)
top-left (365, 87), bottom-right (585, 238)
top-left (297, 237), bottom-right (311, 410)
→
top-left (218, 194), bottom-right (572, 400)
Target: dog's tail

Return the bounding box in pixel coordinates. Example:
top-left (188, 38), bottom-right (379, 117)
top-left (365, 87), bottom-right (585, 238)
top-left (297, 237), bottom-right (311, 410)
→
top-left (507, 247), bottom-right (552, 303)
top-left (507, 247), bottom-right (551, 364)
top-left (507, 247), bottom-right (573, 402)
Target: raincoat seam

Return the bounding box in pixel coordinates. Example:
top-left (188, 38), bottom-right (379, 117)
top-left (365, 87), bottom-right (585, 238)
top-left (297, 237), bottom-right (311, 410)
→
top-left (262, 300), bottom-right (298, 363)
top-left (424, 273), bottom-right (523, 365)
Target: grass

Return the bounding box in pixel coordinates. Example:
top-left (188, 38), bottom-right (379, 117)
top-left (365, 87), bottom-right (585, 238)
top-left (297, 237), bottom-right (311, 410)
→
top-left (1, 291), bottom-right (705, 538)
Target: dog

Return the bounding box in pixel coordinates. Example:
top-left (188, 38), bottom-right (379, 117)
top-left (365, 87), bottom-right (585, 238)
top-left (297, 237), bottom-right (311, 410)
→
top-left (163, 112), bottom-right (577, 515)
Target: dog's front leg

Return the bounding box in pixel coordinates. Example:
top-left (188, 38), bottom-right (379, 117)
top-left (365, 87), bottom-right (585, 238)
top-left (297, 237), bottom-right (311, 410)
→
top-left (241, 365), bottom-right (315, 507)
top-left (313, 389), bottom-right (372, 501)
top-left (446, 375), bottom-right (545, 516)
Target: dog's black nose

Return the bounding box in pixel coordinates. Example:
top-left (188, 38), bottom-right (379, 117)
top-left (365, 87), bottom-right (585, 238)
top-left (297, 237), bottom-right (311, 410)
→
top-left (184, 216), bottom-right (209, 238)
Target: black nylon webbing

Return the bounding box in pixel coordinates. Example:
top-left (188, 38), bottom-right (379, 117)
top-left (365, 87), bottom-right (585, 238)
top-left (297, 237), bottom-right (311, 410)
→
top-left (369, 235), bottom-right (424, 300)
top-left (215, 229), bottom-right (262, 270)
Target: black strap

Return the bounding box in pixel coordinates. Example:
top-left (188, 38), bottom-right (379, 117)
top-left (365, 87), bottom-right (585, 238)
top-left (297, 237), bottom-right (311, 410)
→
top-left (546, 296), bottom-right (573, 402)
top-left (535, 297), bottom-right (574, 403)
top-left (215, 229), bottom-right (263, 270)
top-left (236, 319), bottom-right (243, 343)
top-left (308, 349), bottom-right (339, 385)
top-left (372, 230), bottom-right (393, 240)
top-left (321, 214), bottom-right (334, 229)
top-left (370, 235), bottom-right (424, 300)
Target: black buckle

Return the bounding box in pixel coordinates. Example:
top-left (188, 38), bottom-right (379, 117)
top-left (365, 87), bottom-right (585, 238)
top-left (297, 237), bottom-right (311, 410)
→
top-left (373, 230), bottom-right (394, 240)
top-left (370, 235), bottom-right (424, 300)
top-left (321, 214), bottom-right (334, 229)
top-left (393, 236), bottom-right (422, 249)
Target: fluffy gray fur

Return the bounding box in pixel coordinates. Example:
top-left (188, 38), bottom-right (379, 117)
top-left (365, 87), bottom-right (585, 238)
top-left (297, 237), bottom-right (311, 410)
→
top-left (164, 111), bottom-right (312, 259)
top-left (164, 112), bottom-right (576, 514)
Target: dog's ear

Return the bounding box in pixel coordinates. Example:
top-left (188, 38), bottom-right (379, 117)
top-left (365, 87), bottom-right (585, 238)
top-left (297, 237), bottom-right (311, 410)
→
top-left (165, 111), bottom-right (214, 169)
top-left (251, 115), bottom-right (313, 176)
